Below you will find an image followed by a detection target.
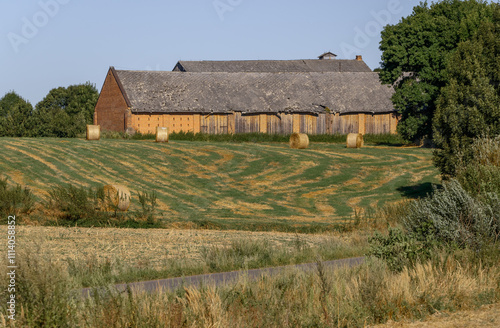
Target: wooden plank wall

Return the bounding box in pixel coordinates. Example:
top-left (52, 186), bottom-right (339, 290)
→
top-left (235, 113), bottom-right (259, 133)
top-left (365, 114), bottom-right (392, 134)
top-left (200, 114), bottom-right (229, 134)
top-left (131, 112), bottom-right (399, 135)
top-left (267, 114), bottom-right (291, 135)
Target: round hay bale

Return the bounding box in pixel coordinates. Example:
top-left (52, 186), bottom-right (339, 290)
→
top-left (346, 133), bottom-right (364, 148)
top-left (289, 133), bottom-right (309, 149)
top-left (86, 125), bottom-right (100, 140)
top-left (103, 184), bottom-right (130, 211)
top-left (156, 127), bottom-right (169, 143)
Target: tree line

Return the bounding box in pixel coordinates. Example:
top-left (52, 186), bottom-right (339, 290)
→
top-left (379, 0), bottom-right (500, 177)
top-left (0, 83), bottom-right (98, 138)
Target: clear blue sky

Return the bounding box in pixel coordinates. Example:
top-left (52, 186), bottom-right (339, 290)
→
top-left (1, 0), bottom-right (423, 105)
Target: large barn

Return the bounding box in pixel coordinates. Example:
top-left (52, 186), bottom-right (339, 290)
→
top-left (94, 54), bottom-right (398, 135)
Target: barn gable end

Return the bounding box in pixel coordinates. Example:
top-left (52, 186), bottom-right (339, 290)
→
top-left (94, 67), bottom-right (131, 132)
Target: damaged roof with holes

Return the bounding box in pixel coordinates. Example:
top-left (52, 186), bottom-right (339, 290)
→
top-left (172, 59), bottom-right (372, 73)
top-left (113, 69), bottom-right (395, 114)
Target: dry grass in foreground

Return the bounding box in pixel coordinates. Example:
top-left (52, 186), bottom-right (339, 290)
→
top-left (1, 252), bottom-right (497, 327)
top-left (371, 303), bottom-right (500, 328)
top-left (0, 225), bottom-right (369, 288)
top-left (0, 225), bottom-right (366, 270)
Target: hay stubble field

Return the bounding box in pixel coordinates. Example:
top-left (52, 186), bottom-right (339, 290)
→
top-left (0, 225), bottom-right (364, 271)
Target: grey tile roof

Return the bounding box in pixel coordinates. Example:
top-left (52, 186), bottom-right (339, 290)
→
top-left (114, 70), bottom-right (394, 114)
top-left (173, 59), bottom-right (372, 73)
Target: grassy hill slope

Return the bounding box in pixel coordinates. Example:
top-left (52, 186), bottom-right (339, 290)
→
top-left (0, 138), bottom-right (439, 229)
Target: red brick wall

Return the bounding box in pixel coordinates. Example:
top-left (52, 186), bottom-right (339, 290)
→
top-left (94, 69), bottom-right (129, 132)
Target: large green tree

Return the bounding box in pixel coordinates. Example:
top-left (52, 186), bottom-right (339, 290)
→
top-left (433, 6), bottom-right (500, 176)
top-left (32, 82), bottom-right (99, 137)
top-left (0, 92), bottom-right (34, 137)
top-left (379, 0), bottom-right (495, 142)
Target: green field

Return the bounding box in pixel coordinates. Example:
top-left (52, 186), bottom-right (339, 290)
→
top-left (0, 138), bottom-right (439, 229)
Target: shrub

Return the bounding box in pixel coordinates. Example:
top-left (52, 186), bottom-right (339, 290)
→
top-left (100, 130), bottom-right (131, 139)
top-left (458, 165), bottom-right (500, 197)
top-left (456, 136), bottom-right (500, 196)
top-left (368, 227), bottom-right (427, 272)
top-left (0, 177), bottom-right (34, 217)
top-left (47, 184), bottom-right (110, 222)
top-left (102, 131), bottom-right (409, 145)
top-left (131, 132), bottom-right (156, 140)
top-left (362, 133), bottom-right (410, 146)
top-left (403, 180), bottom-right (499, 253)
top-left (138, 189), bottom-right (158, 219)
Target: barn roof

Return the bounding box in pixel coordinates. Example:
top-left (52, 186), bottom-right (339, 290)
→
top-left (318, 52), bottom-right (337, 59)
top-left (173, 59), bottom-right (372, 73)
top-left (113, 69), bottom-right (394, 115)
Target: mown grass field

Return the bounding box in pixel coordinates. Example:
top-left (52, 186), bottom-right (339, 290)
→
top-left (0, 137), bottom-right (439, 229)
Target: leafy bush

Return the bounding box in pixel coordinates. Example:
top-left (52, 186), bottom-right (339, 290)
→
top-left (456, 136), bottom-right (500, 196)
top-left (368, 227), bottom-right (427, 272)
top-left (458, 165), bottom-right (500, 197)
top-left (0, 177), bottom-right (34, 217)
top-left (46, 184), bottom-right (167, 228)
top-left (403, 180), bottom-right (499, 253)
top-left (47, 184), bottom-right (110, 222)
top-left (370, 136), bottom-right (500, 271)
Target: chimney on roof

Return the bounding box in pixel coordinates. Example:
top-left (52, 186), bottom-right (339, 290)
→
top-left (356, 55), bottom-right (363, 61)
